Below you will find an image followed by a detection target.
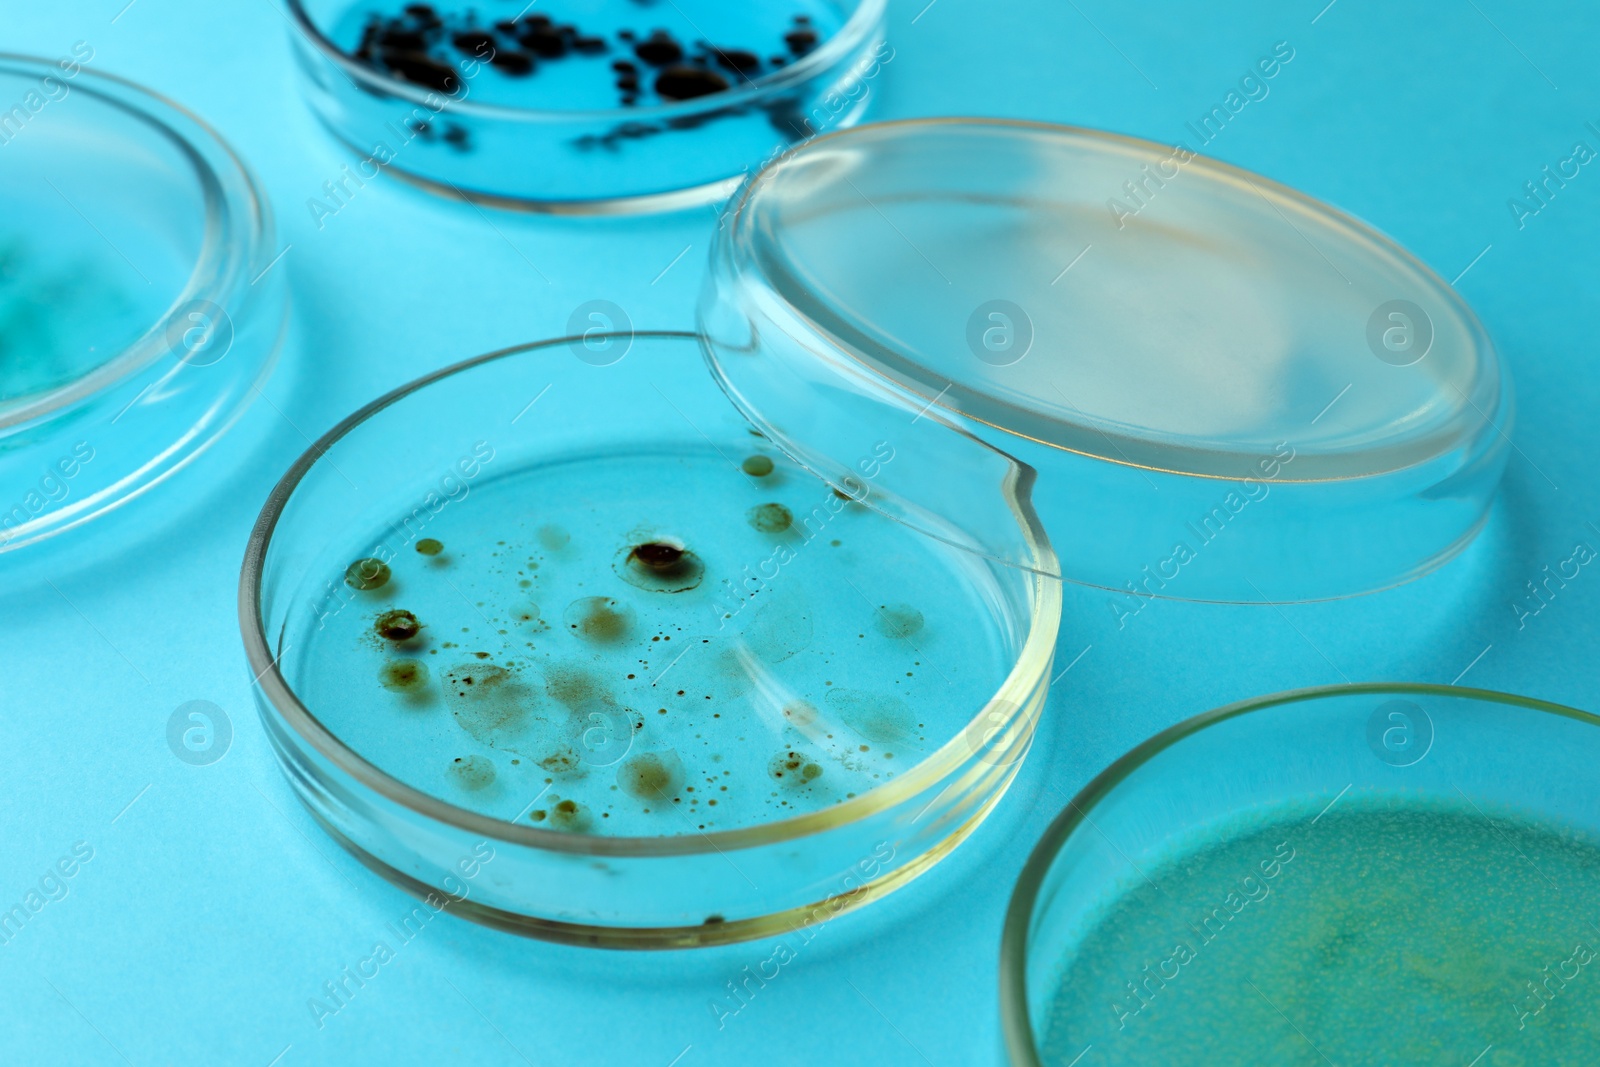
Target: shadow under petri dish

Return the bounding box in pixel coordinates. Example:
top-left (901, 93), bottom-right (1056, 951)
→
top-left (287, 444), bottom-right (1011, 837)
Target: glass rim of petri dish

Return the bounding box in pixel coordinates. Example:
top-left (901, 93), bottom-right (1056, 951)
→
top-left (702, 117), bottom-right (1512, 601)
top-left (713, 116), bottom-right (1506, 482)
top-left (240, 330), bottom-right (1060, 864)
top-left (996, 682), bottom-right (1598, 1066)
top-left (283, 0), bottom-right (888, 124)
top-left (0, 53), bottom-right (272, 432)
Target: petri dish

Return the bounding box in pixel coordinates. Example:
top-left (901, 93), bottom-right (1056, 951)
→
top-left (285, 0), bottom-right (889, 213)
top-left (1000, 684), bottom-right (1600, 1066)
top-left (701, 118), bottom-right (1511, 603)
top-left (0, 53), bottom-right (286, 556)
top-left (241, 332), bottom-right (1059, 947)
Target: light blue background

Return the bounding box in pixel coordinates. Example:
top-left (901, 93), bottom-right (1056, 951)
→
top-left (4, 1), bottom-right (1598, 1063)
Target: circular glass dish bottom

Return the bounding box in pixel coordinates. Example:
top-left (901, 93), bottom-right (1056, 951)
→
top-left (243, 333), bottom-right (1059, 947)
top-left (0, 54), bottom-right (286, 556)
top-left (285, 0), bottom-right (888, 212)
top-left (1000, 684), bottom-right (1600, 1066)
top-left (702, 118), bottom-right (1510, 602)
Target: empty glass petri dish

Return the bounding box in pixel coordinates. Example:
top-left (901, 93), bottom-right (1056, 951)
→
top-left (0, 53), bottom-right (286, 557)
top-left (701, 118), bottom-right (1511, 603)
top-left (1000, 684), bottom-right (1600, 1066)
top-left (242, 332), bottom-right (1058, 946)
top-left (285, 0), bottom-right (889, 212)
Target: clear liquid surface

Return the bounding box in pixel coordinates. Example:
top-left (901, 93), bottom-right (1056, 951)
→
top-left (290, 445), bottom-right (1012, 837)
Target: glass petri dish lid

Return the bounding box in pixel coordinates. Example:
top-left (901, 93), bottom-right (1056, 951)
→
top-left (285, 0), bottom-right (889, 212)
top-left (701, 118), bottom-right (1511, 603)
top-left (1001, 684), bottom-right (1600, 1066)
top-left (0, 53), bottom-right (286, 556)
top-left (241, 332), bottom-right (1059, 947)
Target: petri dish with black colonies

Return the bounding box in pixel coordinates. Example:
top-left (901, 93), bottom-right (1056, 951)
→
top-left (701, 118), bottom-right (1511, 603)
top-left (242, 332), bottom-right (1059, 946)
top-left (0, 53), bottom-right (287, 561)
top-left (285, 0), bottom-right (889, 211)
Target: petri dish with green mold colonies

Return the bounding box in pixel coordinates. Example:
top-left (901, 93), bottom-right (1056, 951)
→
top-left (0, 208), bottom-right (153, 406)
top-left (243, 332), bottom-right (1059, 947)
top-left (285, 0), bottom-right (888, 212)
top-left (0, 53), bottom-right (286, 558)
top-left (702, 118), bottom-right (1510, 604)
top-left (1001, 685), bottom-right (1600, 1067)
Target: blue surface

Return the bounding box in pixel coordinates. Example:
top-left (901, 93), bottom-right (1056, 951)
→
top-left (3, 1), bottom-right (1598, 1064)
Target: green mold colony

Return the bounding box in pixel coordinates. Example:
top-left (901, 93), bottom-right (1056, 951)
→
top-left (1041, 795), bottom-right (1600, 1066)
